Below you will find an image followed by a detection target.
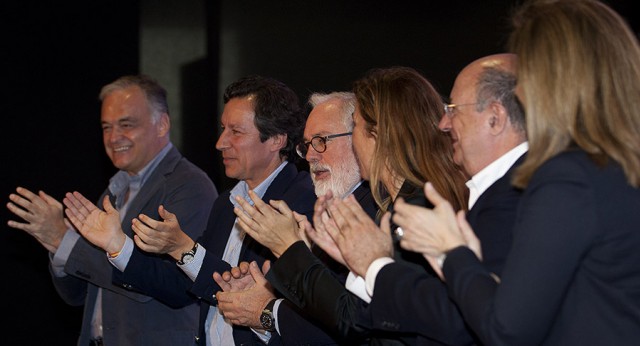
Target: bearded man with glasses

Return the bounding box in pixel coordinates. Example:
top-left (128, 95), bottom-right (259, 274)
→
top-left (211, 91), bottom-right (378, 345)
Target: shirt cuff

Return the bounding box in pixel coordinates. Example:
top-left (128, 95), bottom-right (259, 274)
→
top-left (251, 298), bottom-right (283, 344)
top-left (107, 236), bottom-right (134, 271)
top-left (345, 271), bottom-right (371, 303)
top-left (178, 243), bottom-right (205, 282)
top-left (50, 229), bottom-right (80, 277)
top-left (365, 257), bottom-right (395, 297)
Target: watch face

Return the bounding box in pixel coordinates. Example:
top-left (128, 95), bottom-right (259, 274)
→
top-left (260, 311), bottom-right (274, 330)
top-left (181, 253), bottom-right (195, 264)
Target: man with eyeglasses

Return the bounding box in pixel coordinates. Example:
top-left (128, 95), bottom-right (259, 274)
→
top-left (212, 91), bottom-right (378, 345)
top-left (347, 53), bottom-right (529, 343)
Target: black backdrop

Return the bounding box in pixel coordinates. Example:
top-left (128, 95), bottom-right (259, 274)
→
top-left (1, 1), bottom-right (636, 344)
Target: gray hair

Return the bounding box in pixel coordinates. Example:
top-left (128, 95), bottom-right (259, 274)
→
top-left (476, 67), bottom-right (525, 132)
top-left (308, 92), bottom-right (356, 131)
top-left (99, 74), bottom-right (169, 123)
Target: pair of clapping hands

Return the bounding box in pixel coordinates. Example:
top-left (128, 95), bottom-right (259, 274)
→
top-left (227, 182), bottom-right (481, 282)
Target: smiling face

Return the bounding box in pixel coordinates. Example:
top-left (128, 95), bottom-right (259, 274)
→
top-left (101, 85), bottom-right (169, 175)
top-left (351, 105), bottom-right (377, 181)
top-left (303, 100), bottom-right (361, 198)
top-left (216, 96), bottom-right (285, 189)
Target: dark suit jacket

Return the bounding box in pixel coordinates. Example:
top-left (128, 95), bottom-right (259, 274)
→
top-left (445, 149), bottom-right (640, 345)
top-left (51, 146), bottom-right (218, 346)
top-left (367, 154), bottom-right (525, 345)
top-left (112, 162), bottom-right (315, 345)
top-left (271, 182), bottom-right (378, 345)
top-left (268, 181), bottom-right (453, 345)
top-left (192, 162), bottom-right (317, 346)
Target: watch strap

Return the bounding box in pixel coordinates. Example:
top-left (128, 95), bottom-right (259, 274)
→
top-left (177, 242), bottom-right (198, 265)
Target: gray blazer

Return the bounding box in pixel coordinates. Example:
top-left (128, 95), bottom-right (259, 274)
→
top-left (50, 146), bottom-right (218, 346)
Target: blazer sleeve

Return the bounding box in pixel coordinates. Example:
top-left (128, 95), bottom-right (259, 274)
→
top-left (444, 153), bottom-right (604, 345)
top-left (111, 157), bottom-right (218, 308)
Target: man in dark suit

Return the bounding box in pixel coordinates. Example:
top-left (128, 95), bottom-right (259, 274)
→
top-left (8, 75), bottom-right (218, 345)
top-left (74, 75), bottom-right (318, 346)
top-left (212, 91), bottom-right (378, 345)
top-left (272, 54), bottom-right (527, 345)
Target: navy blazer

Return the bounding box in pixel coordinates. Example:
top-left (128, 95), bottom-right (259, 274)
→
top-left (113, 162), bottom-right (314, 345)
top-left (445, 149), bottom-right (640, 345)
top-left (192, 162), bottom-right (316, 346)
top-left (270, 182), bottom-right (378, 345)
top-left (52, 146), bottom-right (218, 346)
top-left (366, 154), bottom-right (525, 345)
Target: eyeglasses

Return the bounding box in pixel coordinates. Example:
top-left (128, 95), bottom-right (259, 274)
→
top-left (295, 132), bottom-right (352, 158)
top-left (443, 102), bottom-right (479, 118)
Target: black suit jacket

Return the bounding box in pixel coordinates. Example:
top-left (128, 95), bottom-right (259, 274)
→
top-left (366, 154), bottom-right (525, 345)
top-left (271, 182), bottom-right (378, 345)
top-left (268, 180), bottom-right (454, 345)
top-left (445, 149), bottom-right (640, 345)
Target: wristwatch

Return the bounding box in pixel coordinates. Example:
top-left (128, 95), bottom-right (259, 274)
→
top-left (260, 299), bottom-right (277, 332)
top-left (177, 242), bottom-right (198, 265)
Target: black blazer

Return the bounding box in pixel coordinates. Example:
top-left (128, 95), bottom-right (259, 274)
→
top-left (366, 154), bottom-right (525, 345)
top-left (445, 149), bottom-right (640, 345)
top-left (268, 180), bottom-right (457, 345)
top-left (271, 182), bottom-right (378, 345)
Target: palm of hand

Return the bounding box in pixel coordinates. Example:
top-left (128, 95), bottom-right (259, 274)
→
top-left (79, 207), bottom-right (121, 249)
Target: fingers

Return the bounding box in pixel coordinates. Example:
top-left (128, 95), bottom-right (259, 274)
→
top-left (248, 261), bottom-right (267, 285)
top-left (238, 261), bottom-right (251, 275)
top-left (213, 272), bottom-right (231, 291)
top-left (261, 260), bottom-right (271, 275)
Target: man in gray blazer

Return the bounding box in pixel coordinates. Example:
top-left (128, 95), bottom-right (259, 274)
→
top-left (7, 75), bottom-right (218, 345)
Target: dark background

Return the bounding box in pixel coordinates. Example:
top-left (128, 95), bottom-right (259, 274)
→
top-left (1, 1), bottom-right (637, 344)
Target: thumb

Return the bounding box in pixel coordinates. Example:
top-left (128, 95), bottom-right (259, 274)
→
top-left (39, 190), bottom-right (61, 207)
top-left (102, 195), bottom-right (116, 214)
top-left (424, 182), bottom-right (447, 208)
top-left (380, 212), bottom-right (392, 235)
top-left (269, 199), bottom-right (292, 216)
top-left (159, 205), bottom-right (175, 222)
top-left (457, 210), bottom-right (482, 260)
top-left (249, 261), bottom-right (267, 285)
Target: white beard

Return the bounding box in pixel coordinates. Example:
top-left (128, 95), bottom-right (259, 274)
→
top-left (311, 156), bottom-right (361, 198)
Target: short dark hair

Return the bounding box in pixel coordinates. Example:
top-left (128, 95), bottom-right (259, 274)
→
top-left (223, 75), bottom-right (303, 162)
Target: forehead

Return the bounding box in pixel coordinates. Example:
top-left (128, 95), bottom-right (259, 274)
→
top-left (450, 66), bottom-right (479, 102)
top-left (305, 101), bottom-right (347, 136)
top-left (101, 86), bottom-right (148, 121)
top-left (221, 96), bottom-right (257, 128)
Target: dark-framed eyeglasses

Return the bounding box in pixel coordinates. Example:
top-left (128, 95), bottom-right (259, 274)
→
top-left (443, 102), bottom-right (479, 118)
top-left (295, 132), bottom-right (352, 158)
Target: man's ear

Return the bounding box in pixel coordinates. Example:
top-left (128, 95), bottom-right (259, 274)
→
top-left (488, 102), bottom-right (507, 134)
top-left (270, 133), bottom-right (288, 152)
top-left (158, 113), bottom-right (170, 137)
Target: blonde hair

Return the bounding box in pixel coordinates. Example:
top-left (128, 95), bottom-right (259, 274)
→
top-left (353, 67), bottom-right (468, 213)
top-left (509, 0), bottom-right (640, 188)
